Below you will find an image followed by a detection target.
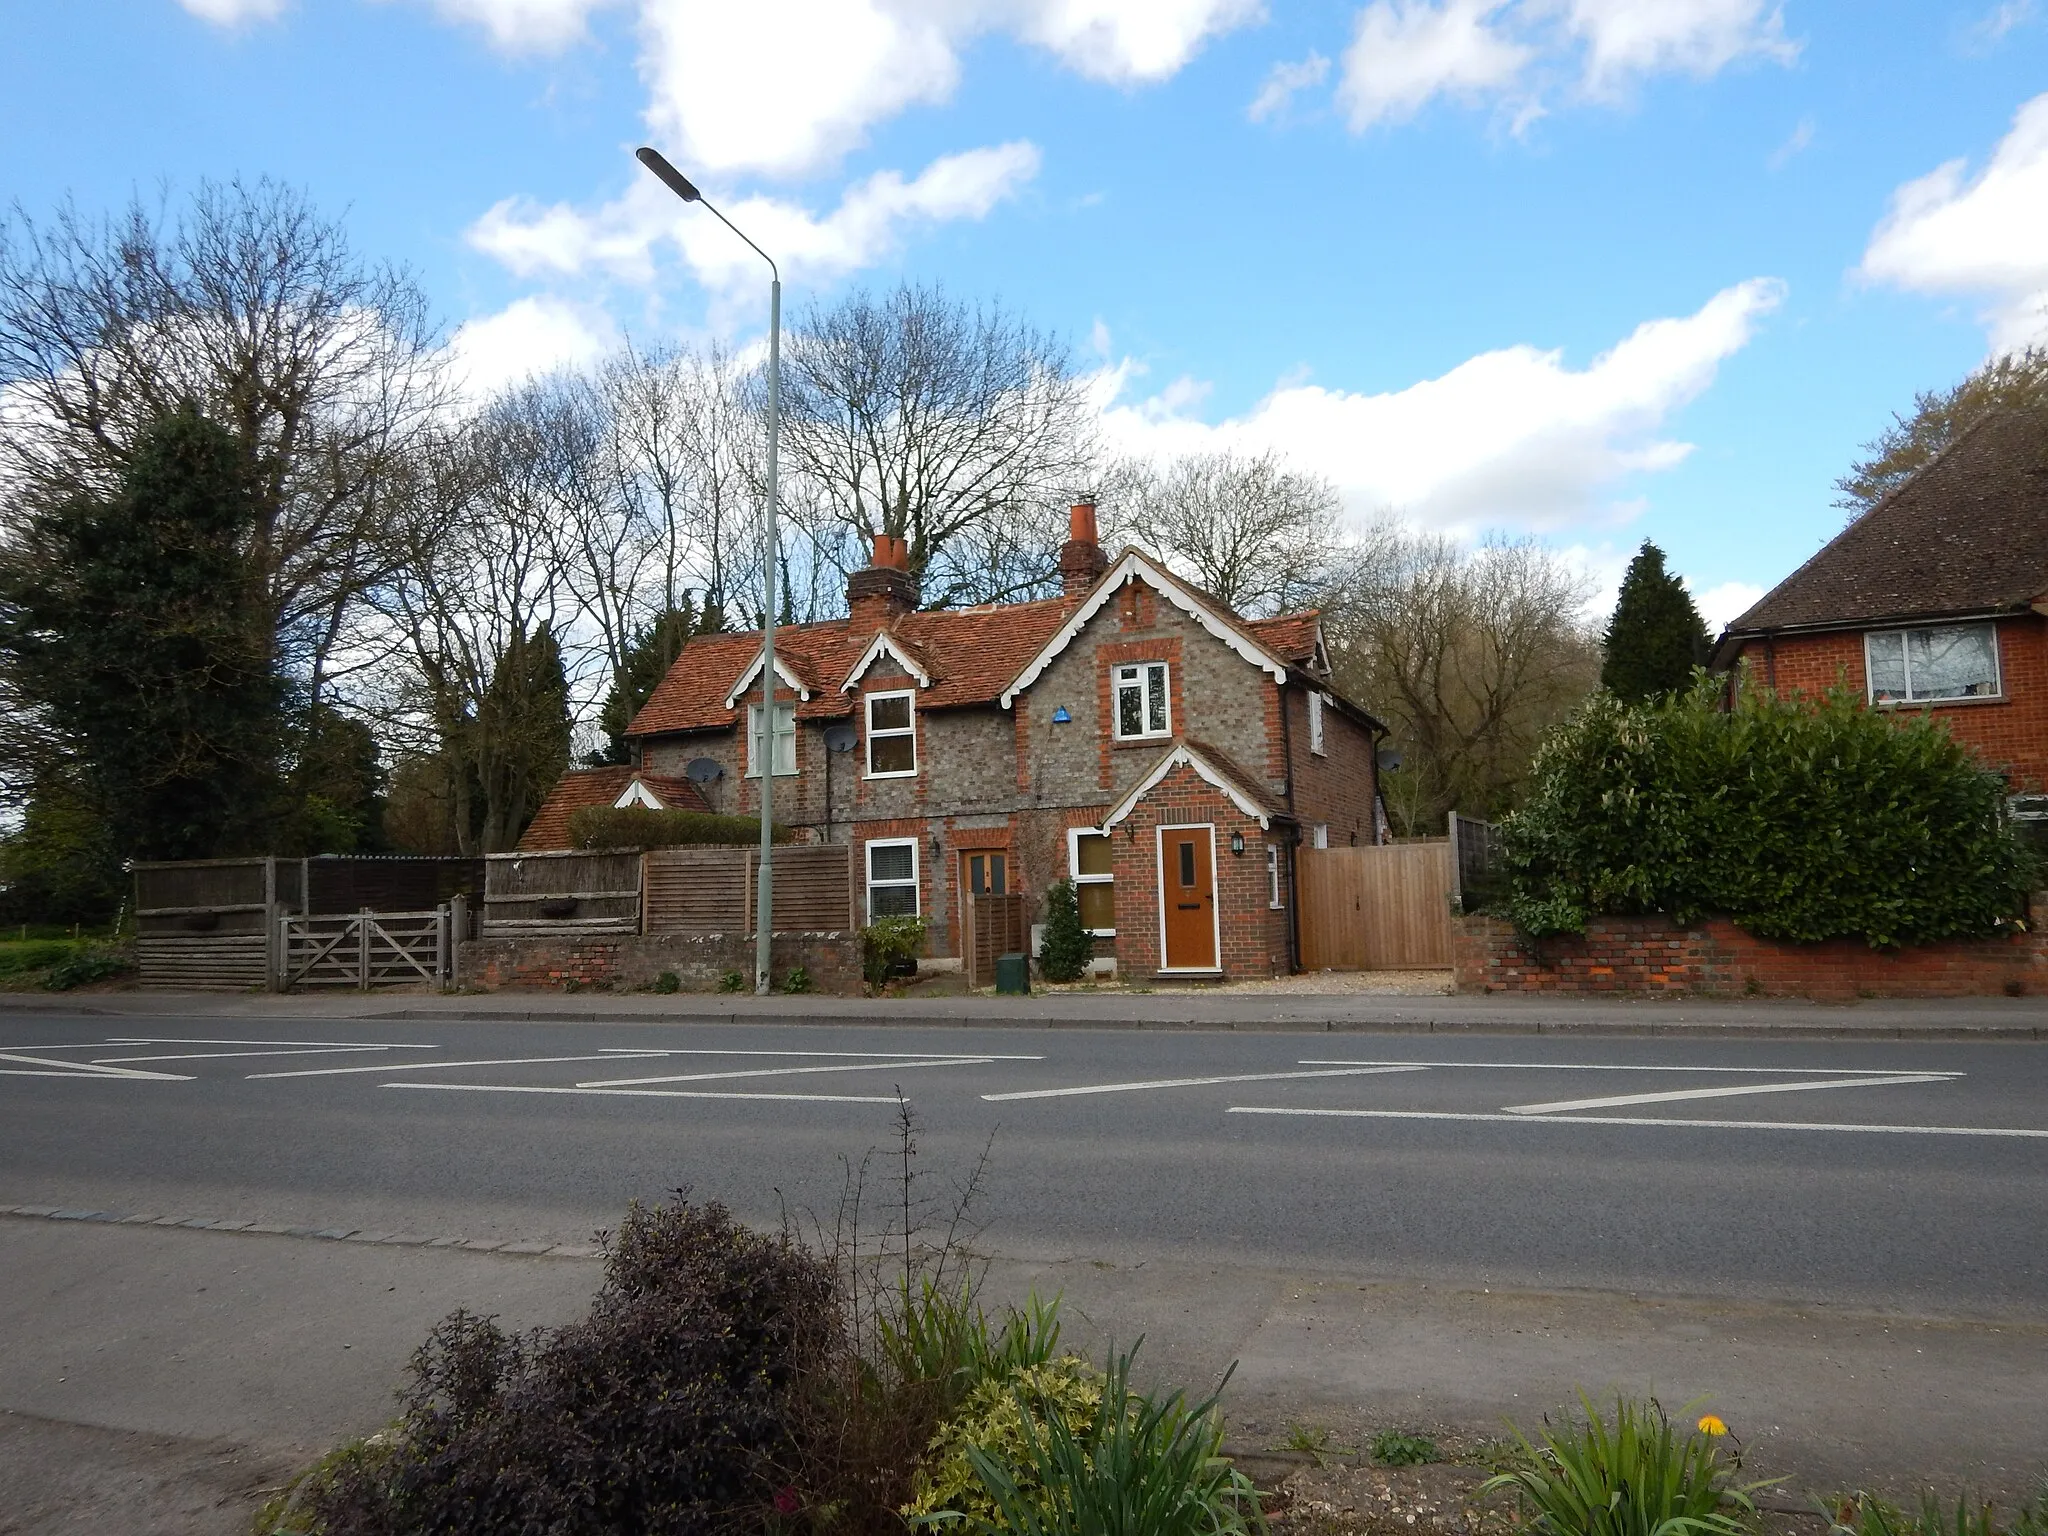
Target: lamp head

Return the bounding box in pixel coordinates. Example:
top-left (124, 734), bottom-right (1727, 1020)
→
top-left (636, 147), bottom-right (701, 202)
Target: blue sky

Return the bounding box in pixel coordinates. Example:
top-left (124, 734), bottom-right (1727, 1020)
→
top-left (4, 0), bottom-right (2046, 628)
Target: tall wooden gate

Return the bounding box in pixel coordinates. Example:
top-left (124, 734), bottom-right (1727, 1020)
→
top-left (967, 893), bottom-right (1028, 987)
top-left (1297, 842), bottom-right (1455, 970)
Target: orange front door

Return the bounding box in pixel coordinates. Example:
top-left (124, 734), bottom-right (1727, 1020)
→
top-left (1160, 827), bottom-right (1217, 970)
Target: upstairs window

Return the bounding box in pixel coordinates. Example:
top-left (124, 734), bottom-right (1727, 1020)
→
top-left (865, 690), bottom-right (917, 777)
top-left (746, 702), bottom-right (797, 776)
top-left (1113, 662), bottom-right (1170, 740)
top-left (1069, 828), bottom-right (1115, 934)
top-left (1866, 625), bottom-right (2000, 704)
top-left (1309, 690), bottom-right (1327, 755)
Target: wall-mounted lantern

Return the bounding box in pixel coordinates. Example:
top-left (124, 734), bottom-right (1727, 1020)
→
top-left (1230, 830), bottom-right (1246, 857)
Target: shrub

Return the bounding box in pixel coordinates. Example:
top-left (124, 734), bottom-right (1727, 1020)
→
top-left (862, 915), bottom-right (928, 987)
top-left (1036, 880), bottom-right (1090, 984)
top-left (1371, 1428), bottom-right (1440, 1466)
top-left (1479, 1394), bottom-right (1768, 1536)
top-left (1501, 678), bottom-right (2037, 946)
top-left (297, 1197), bottom-right (838, 1536)
top-left (0, 940), bottom-right (77, 978)
top-left (42, 945), bottom-right (133, 990)
top-left (569, 805), bottom-right (792, 850)
top-left (904, 1356), bottom-right (1105, 1528)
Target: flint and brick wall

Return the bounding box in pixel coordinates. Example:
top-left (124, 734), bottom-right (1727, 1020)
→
top-left (1453, 904), bottom-right (2048, 1001)
top-left (461, 932), bottom-right (860, 995)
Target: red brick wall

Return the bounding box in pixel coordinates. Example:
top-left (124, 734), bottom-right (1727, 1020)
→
top-left (1733, 614), bottom-right (2048, 790)
top-left (1452, 904), bottom-right (2048, 1000)
top-left (1285, 685), bottom-right (1379, 847)
top-left (461, 932), bottom-right (861, 994)
top-left (1107, 762), bottom-right (1290, 981)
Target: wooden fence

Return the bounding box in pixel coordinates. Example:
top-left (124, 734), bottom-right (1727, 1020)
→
top-left (134, 858), bottom-right (303, 991)
top-left (967, 892), bottom-right (1028, 987)
top-left (1297, 841), bottom-right (1455, 970)
top-left (643, 845), bottom-right (853, 934)
top-left (481, 850), bottom-right (642, 936)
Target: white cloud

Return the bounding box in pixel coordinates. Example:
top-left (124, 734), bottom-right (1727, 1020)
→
top-left (1017, 0), bottom-right (1266, 82)
top-left (1694, 579), bottom-right (1765, 633)
top-left (1860, 91), bottom-right (2048, 352)
top-left (446, 295), bottom-right (617, 399)
top-left (1969, 1), bottom-right (2034, 49)
top-left (178, 0), bottom-right (288, 23)
top-left (469, 142), bottom-right (1042, 292)
top-left (1096, 278), bottom-right (1785, 533)
top-left (1338, 0), bottom-right (1530, 130)
top-left (1767, 113), bottom-right (1814, 170)
top-left (1248, 51), bottom-right (1331, 121)
top-left (420, 0), bottom-right (619, 52)
top-left (1326, 0), bottom-right (1796, 131)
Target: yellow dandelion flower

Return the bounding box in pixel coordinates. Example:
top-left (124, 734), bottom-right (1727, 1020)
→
top-left (1697, 1414), bottom-right (1728, 1437)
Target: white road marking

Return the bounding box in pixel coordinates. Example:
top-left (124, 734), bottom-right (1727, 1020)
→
top-left (594, 1047), bottom-right (1046, 1060)
top-left (1300, 1058), bottom-right (1964, 1077)
top-left (251, 1052), bottom-right (669, 1080)
top-left (100, 1037), bottom-right (439, 1049)
top-left (0, 1051), bottom-right (191, 1082)
top-left (1226, 1107), bottom-right (2048, 1139)
top-left (92, 1046), bottom-right (428, 1065)
top-left (578, 1057), bottom-right (994, 1089)
top-left (389, 1083), bottom-right (901, 1104)
top-left (1504, 1074), bottom-right (1951, 1116)
top-left (981, 1065), bottom-right (1429, 1102)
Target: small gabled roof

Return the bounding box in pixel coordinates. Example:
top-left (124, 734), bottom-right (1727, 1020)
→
top-left (841, 629), bottom-right (933, 691)
top-left (517, 766), bottom-right (711, 851)
top-left (1719, 409), bottom-right (2048, 651)
top-left (1099, 738), bottom-right (1291, 832)
top-left (724, 650), bottom-right (816, 709)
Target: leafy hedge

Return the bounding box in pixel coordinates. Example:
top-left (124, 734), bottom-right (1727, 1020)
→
top-left (568, 805), bottom-right (792, 850)
top-left (1501, 678), bottom-right (2037, 946)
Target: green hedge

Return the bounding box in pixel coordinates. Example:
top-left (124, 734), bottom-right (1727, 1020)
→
top-left (1500, 677), bottom-right (2037, 946)
top-left (567, 806), bottom-right (793, 850)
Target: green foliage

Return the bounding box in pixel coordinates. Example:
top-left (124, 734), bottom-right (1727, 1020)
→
top-left (782, 964), bottom-right (814, 994)
top-left (1037, 879), bottom-right (1091, 984)
top-left (568, 805), bottom-right (790, 850)
top-left (0, 940), bottom-right (78, 978)
top-left (276, 703), bottom-right (387, 857)
top-left (476, 625), bottom-right (571, 852)
top-left (1501, 678), bottom-right (2037, 946)
top-left (863, 915), bottom-right (929, 986)
top-left (595, 603), bottom-right (721, 765)
top-left (880, 1280), bottom-right (1066, 1425)
top-left (717, 969), bottom-right (748, 993)
top-left (1836, 347), bottom-right (2048, 519)
top-left (1276, 1425), bottom-right (1356, 1466)
top-left (1478, 1394), bottom-right (1768, 1536)
top-left (1601, 543), bottom-right (1710, 704)
top-left (650, 969), bottom-right (681, 994)
top-left (905, 1357), bottom-right (1106, 1528)
top-left (0, 765), bottom-right (125, 926)
top-left (1371, 1429), bottom-right (1440, 1467)
top-left (1827, 1484), bottom-right (2048, 1536)
top-left (922, 1343), bottom-right (1263, 1536)
top-left (42, 945), bottom-right (134, 990)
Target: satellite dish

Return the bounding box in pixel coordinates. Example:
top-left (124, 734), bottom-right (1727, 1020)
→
top-left (685, 757), bottom-right (724, 783)
top-left (824, 724), bottom-right (858, 754)
top-left (1376, 746), bottom-right (1404, 773)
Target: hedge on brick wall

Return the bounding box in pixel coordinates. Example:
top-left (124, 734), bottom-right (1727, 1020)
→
top-left (568, 806), bottom-right (793, 850)
top-left (1501, 676), bottom-right (2037, 946)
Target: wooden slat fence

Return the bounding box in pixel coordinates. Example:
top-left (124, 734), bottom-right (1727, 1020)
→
top-left (482, 850), bottom-right (642, 936)
top-left (643, 845), bottom-right (853, 935)
top-left (134, 858), bottom-right (295, 991)
top-left (968, 892), bottom-right (1028, 987)
top-left (1297, 841), bottom-right (1455, 970)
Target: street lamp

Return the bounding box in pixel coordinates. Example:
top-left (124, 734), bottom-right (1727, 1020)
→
top-left (637, 146), bottom-right (782, 997)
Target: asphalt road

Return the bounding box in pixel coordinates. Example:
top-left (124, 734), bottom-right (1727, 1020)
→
top-left (5, 1009), bottom-right (2047, 1316)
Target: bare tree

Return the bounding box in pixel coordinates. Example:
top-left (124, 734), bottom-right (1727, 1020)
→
top-left (781, 283), bottom-right (1095, 609)
top-left (1324, 528), bottom-right (1601, 833)
top-left (1108, 449), bottom-right (1340, 616)
top-left (1835, 346), bottom-right (2048, 520)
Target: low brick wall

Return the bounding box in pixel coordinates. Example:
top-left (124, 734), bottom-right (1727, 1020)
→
top-left (459, 932), bottom-right (861, 995)
top-left (1453, 904), bottom-right (2048, 1000)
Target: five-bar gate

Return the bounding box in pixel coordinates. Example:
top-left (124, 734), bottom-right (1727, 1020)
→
top-left (279, 906), bottom-right (457, 990)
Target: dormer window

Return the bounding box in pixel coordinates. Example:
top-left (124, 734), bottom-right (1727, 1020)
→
top-left (746, 702), bottom-right (796, 777)
top-left (865, 690), bottom-right (917, 777)
top-left (1113, 663), bottom-right (1170, 740)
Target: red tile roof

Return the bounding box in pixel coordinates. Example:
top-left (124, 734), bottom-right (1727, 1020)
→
top-left (517, 767), bottom-right (711, 851)
top-left (627, 601), bottom-right (1074, 737)
top-left (1248, 612), bottom-right (1323, 665)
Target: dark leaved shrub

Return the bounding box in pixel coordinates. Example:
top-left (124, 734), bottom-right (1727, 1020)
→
top-left (1036, 880), bottom-right (1090, 984)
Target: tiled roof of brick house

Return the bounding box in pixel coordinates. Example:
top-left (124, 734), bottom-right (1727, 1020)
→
top-left (1720, 409), bottom-right (2048, 646)
top-left (517, 766), bottom-right (711, 851)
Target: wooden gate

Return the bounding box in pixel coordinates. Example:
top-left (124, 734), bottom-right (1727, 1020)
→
top-left (1297, 842), bottom-right (1455, 970)
top-left (967, 892), bottom-right (1028, 987)
top-left (280, 908), bottom-right (453, 990)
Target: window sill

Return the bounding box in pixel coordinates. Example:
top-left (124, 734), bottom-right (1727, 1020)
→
top-left (1871, 694), bottom-right (2009, 710)
top-left (1111, 733), bottom-right (1174, 749)
top-left (1082, 928), bottom-right (1116, 938)
top-left (862, 769), bottom-right (919, 780)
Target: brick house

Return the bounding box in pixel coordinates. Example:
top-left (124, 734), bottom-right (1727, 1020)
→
top-left (517, 764), bottom-right (710, 852)
top-left (562, 505), bottom-right (1386, 981)
top-left (1713, 409), bottom-right (2048, 797)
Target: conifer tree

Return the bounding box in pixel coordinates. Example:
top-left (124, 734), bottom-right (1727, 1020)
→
top-left (474, 626), bottom-right (571, 851)
top-left (1600, 541), bottom-right (1709, 704)
top-left (595, 603), bottom-right (700, 765)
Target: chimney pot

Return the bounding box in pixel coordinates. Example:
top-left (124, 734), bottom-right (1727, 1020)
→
top-left (1059, 500), bottom-right (1108, 601)
top-left (1069, 502), bottom-right (1098, 544)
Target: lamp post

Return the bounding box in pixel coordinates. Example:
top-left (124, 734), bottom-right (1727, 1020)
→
top-left (637, 146), bottom-right (782, 997)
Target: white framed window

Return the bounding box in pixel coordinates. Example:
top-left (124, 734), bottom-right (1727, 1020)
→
top-left (864, 689), bottom-right (917, 777)
top-left (1113, 662), bottom-right (1170, 740)
top-left (746, 702), bottom-right (797, 777)
top-left (1068, 827), bottom-right (1115, 935)
top-left (1309, 690), bottom-right (1327, 755)
top-left (1312, 823), bottom-right (1329, 850)
top-left (865, 838), bottom-right (919, 921)
top-left (1865, 624), bottom-right (2001, 704)
top-left (1266, 844), bottom-right (1283, 909)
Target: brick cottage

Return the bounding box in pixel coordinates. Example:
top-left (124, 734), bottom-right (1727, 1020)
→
top-left (524, 507), bottom-right (1388, 982)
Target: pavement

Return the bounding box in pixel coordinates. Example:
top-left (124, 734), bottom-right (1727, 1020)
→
top-left (2, 993), bottom-right (2046, 1531)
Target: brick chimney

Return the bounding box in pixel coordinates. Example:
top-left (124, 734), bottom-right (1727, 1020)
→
top-left (1059, 502), bottom-right (1108, 600)
top-left (846, 532), bottom-right (919, 630)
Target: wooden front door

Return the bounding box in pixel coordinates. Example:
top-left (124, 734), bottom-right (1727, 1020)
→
top-left (1158, 826), bottom-right (1217, 971)
top-left (961, 851), bottom-right (1008, 985)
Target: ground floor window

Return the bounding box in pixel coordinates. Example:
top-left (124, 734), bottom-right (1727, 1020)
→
top-left (1267, 844), bottom-right (1283, 909)
top-left (866, 838), bottom-right (919, 920)
top-left (1069, 827), bottom-right (1115, 934)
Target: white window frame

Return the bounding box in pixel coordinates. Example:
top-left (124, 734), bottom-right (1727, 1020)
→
top-left (1267, 844), bottom-right (1283, 909)
top-left (1112, 661), bottom-right (1171, 741)
top-left (1863, 623), bottom-right (2002, 705)
top-left (1312, 823), bottom-right (1329, 850)
top-left (863, 688), bottom-right (918, 778)
top-left (745, 701), bottom-right (797, 777)
top-left (865, 837), bottom-right (920, 922)
top-left (1068, 826), bottom-right (1116, 936)
top-left (1309, 690), bottom-right (1327, 756)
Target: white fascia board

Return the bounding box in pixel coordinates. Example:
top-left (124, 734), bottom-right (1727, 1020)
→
top-left (723, 651), bottom-right (813, 710)
top-left (840, 631), bottom-right (931, 691)
top-left (999, 551), bottom-right (1288, 708)
top-left (1099, 742), bottom-right (1271, 832)
top-left (612, 780), bottom-right (665, 810)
